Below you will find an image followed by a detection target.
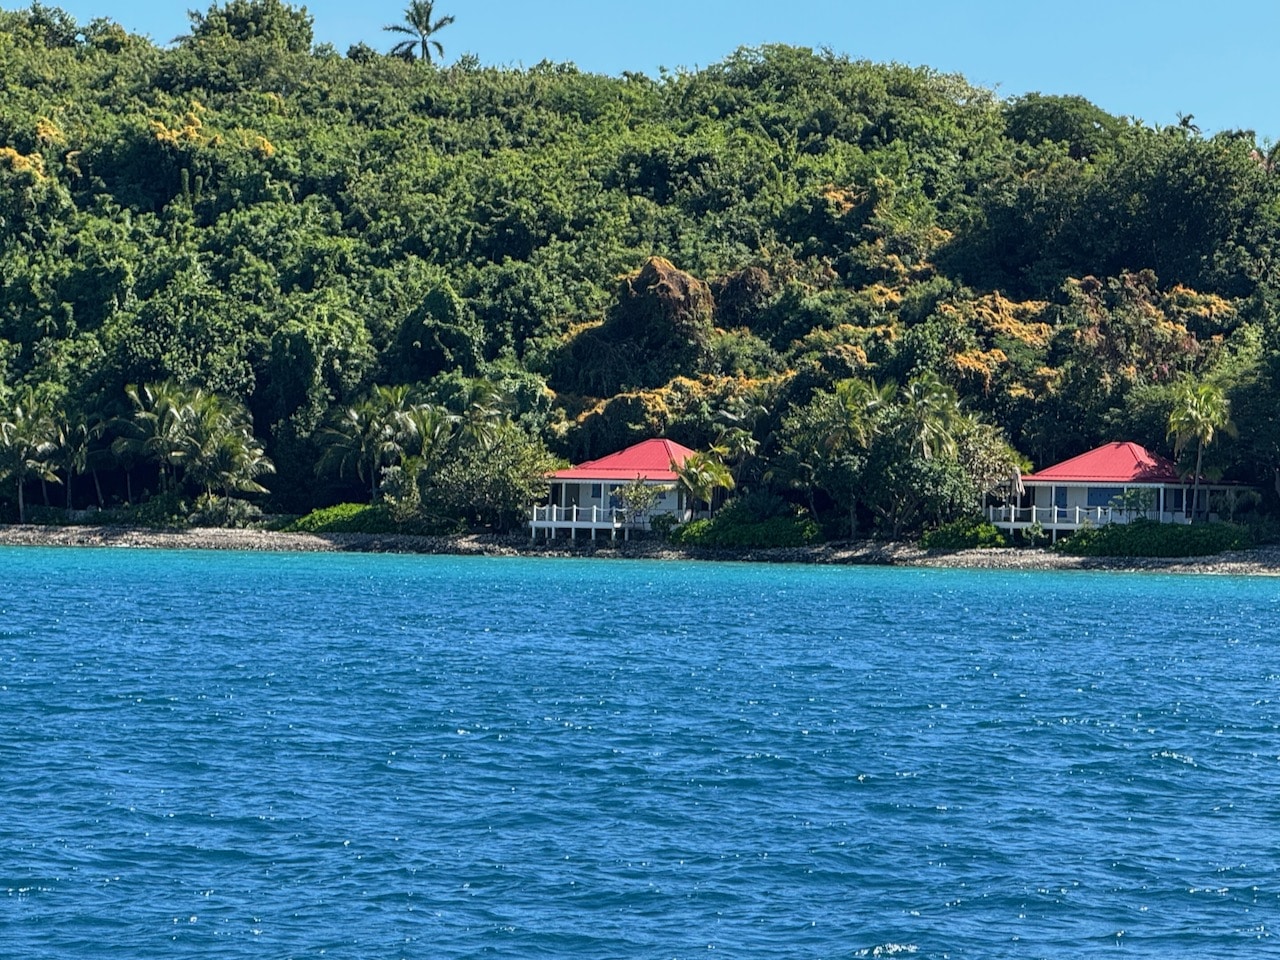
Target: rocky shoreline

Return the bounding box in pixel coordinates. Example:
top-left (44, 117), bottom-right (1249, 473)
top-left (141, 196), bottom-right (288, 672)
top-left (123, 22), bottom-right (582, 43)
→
top-left (2, 523), bottom-right (1279, 575)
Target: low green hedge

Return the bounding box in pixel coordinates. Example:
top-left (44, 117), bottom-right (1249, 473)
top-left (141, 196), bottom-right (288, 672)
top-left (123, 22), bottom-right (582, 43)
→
top-left (1055, 519), bottom-right (1252, 558)
top-left (81, 491), bottom-right (191, 529)
top-left (920, 518), bottom-right (1008, 550)
top-left (21, 505), bottom-right (76, 526)
top-left (283, 503), bottom-right (401, 534)
top-left (668, 518), bottom-right (712, 544)
top-left (670, 514), bottom-right (819, 548)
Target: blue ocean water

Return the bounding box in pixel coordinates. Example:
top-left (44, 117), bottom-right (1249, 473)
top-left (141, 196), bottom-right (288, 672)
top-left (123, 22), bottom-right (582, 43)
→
top-left (1, 548), bottom-right (1277, 959)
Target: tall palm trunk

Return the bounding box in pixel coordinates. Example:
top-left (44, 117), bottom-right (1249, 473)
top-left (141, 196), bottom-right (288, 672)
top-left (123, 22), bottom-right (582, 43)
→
top-left (17, 479), bottom-right (25, 524)
top-left (1190, 442), bottom-right (1205, 522)
top-left (92, 469), bottom-right (104, 508)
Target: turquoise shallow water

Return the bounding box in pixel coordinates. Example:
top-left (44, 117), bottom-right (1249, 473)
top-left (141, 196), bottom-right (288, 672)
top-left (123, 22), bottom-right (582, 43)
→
top-left (1, 548), bottom-right (1277, 958)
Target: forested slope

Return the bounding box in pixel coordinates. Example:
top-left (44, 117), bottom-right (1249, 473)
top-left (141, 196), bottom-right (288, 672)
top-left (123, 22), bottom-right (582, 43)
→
top-left (2, 1), bottom-right (1279, 534)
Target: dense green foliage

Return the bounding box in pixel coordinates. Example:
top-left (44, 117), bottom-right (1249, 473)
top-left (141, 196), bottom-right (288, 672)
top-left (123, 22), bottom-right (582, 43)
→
top-left (669, 493), bottom-right (819, 547)
top-left (670, 515), bottom-right (819, 549)
top-left (283, 501), bottom-right (397, 533)
top-left (920, 517), bottom-right (1008, 550)
top-left (1056, 520), bottom-right (1252, 557)
top-left (3, 1), bottom-right (1280, 539)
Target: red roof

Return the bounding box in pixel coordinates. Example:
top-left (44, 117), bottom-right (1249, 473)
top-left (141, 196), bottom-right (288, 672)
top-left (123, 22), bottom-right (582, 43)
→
top-left (551, 438), bottom-right (698, 482)
top-left (1024, 442), bottom-right (1182, 484)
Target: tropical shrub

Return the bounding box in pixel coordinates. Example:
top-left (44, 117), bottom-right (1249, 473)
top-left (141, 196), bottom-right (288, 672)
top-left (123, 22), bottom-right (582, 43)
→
top-left (418, 422), bottom-right (559, 532)
top-left (1055, 519), bottom-right (1251, 557)
top-left (670, 497), bottom-right (819, 548)
top-left (23, 505), bottom-right (73, 526)
top-left (1242, 516), bottom-right (1280, 546)
top-left (669, 519), bottom-right (713, 544)
top-left (188, 494), bottom-right (263, 528)
top-left (648, 513), bottom-right (680, 540)
top-left (920, 517), bottom-right (1008, 549)
top-left (105, 491), bottom-right (191, 529)
top-left (283, 502), bottom-right (399, 534)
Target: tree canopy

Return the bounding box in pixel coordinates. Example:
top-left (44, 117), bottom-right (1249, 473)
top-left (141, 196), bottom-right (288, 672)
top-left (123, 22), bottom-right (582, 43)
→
top-left (1, 2), bottom-right (1278, 535)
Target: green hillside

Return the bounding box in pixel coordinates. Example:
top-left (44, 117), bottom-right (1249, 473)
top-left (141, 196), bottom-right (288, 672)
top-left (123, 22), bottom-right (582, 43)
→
top-left (2, 0), bottom-right (1279, 535)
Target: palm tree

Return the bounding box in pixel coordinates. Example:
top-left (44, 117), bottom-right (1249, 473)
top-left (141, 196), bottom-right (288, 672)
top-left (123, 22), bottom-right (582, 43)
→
top-left (824, 378), bottom-right (896, 537)
top-left (899, 372), bottom-right (962, 460)
top-left (0, 388), bottom-right (59, 523)
top-left (113, 381), bottom-right (195, 494)
top-left (82, 411), bottom-right (113, 508)
top-left (384, 1), bottom-right (455, 63)
top-left (401, 402), bottom-right (456, 466)
top-left (1168, 381), bottom-right (1235, 521)
top-left (674, 452), bottom-right (735, 518)
top-left (830, 377), bottom-right (895, 452)
top-left (449, 379), bottom-right (509, 450)
top-left (713, 427), bottom-right (759, 489)
top-left (319, 385), bottom-right (416, 502)
top-left (49, 411), bottom-right (102, 512)
top-left (177, 392), bottom-right (275, 499)
top-left (113, 382), bottom-right (275, 506)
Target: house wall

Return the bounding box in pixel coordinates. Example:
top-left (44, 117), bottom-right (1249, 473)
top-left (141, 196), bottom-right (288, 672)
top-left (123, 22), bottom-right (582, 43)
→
top-left (553, 481), bottom-right (685, 517)
top-left (1026, 484), bottom-right (1199, 513)
top-left (1027, 485), bottom-right (1090, 510)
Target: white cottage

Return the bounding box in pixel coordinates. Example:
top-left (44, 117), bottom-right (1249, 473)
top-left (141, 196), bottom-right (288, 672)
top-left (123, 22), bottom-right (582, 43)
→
top-left (989, 441), bottom-right (1238, 538)
top-left (530, 438), bottom-right (697, 540)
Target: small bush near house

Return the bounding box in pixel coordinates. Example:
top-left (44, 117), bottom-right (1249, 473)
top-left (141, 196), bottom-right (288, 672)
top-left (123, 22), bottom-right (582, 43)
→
top-left (669, 518), bottom-right (713, 545)
top-left (670, 496), bottom-right (819, 548)
top-left (648, 513), bottom-right (680, 540)
top-left (920, 517), bottom-right (1008, 550)
top-left (1242, 516), bottom-right (1280, 546)
top-left (1056, 519), bottom-right (1252, 558)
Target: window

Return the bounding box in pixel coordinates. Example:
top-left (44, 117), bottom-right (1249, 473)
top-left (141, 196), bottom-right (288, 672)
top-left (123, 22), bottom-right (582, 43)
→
top-left (608, 485), bottom-right (622, 509)
top-left (1170, 489), bottom-right (1184, 511)
top-left (1053, 487), bottom-right (1068, 509)
top-left (656, 489), bottom-right (667, 501)
top-left (1087, 486), bottom-right (1123, 508)
top-left (590, 483), bottom-right (602, 499)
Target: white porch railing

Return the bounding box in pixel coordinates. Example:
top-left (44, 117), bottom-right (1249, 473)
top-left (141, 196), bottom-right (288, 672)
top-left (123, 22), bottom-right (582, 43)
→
top-left (987, 504), bottom-right (1192, 529)
top-left (531, 504), bottom-right (626, 525)
top-left (530, 504), bottom-right (628, 539)
top-left (530, 504), bottom-right (701, 539)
